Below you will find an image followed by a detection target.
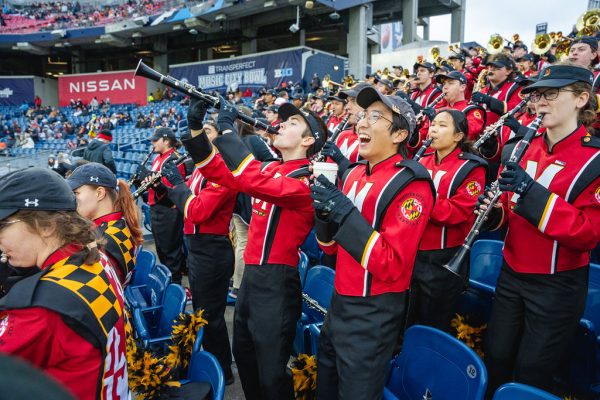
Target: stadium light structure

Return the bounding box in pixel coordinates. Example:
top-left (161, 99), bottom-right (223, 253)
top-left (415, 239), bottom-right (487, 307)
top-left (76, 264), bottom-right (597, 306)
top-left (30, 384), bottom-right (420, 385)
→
top-left (264, 0), bottom-right (276, 7)
top-left (172, 23), bottom-right (185, 31)
top-left (11, 42), bottom-right (48, 55)
top-left (51, 29), bottom-right (67, 39)
top-left (184, 17), bottom-right (210, 30)
top-left (132, 32), bottom-right (143, 38)
top-left (134, 16), bottom-right (149, 26)
top-left (215, 12), bottom-right (227, 21)
top-left (95, 34), bottom-right (129, 47)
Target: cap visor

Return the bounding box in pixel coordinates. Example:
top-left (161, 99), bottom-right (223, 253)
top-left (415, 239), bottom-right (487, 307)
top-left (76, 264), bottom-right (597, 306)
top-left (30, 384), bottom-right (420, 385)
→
top-left (435, 74), bottom-right (450, 84)
top-left (356, 86), bottom-right (395, 111)
top-left (0, 208), bottom-right (18, 220)
top-left (66, 178), bottom-right (84, 191)
top-left (522, 78), bottom-right (577, 94)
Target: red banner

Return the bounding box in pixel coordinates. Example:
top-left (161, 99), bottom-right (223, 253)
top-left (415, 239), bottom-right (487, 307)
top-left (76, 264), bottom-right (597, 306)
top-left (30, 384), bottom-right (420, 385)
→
top-left (58, 71), bottom-right (147, 107)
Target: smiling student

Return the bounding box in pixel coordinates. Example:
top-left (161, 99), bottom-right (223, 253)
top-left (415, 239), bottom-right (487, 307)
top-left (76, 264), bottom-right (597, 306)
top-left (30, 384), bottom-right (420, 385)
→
top-left (311, 86), bottom-right (435, 399)
top-left (181, 98), bottom-right (327, 400)
top-left (407, 110), bottom-right (486, 331)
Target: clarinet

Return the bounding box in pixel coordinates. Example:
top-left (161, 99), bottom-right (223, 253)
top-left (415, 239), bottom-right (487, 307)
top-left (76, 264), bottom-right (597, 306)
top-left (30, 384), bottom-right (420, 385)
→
top-left (415, 93), bottom-right (445, 124)
top-left (128, 147), bottom-right (155, 186)
top-left (302, 293), bottom-right (327, 316)
top-left (413, 138), bottom-right (433, 161)
top-left (133, 154), bottom-right (190, 199)
top-left (473, 98), bottom-right (528, 150)
top-left (313, 114), bottom-right (350, 162)
top-left (442, 113), bottom-right (545, 276)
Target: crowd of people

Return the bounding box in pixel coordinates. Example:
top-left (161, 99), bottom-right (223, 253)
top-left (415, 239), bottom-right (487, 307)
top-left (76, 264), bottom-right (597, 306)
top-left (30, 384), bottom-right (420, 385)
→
top-left (0, 16), bottom-right (600, 400)
top-left (0, 0), bottom-right (169, 33)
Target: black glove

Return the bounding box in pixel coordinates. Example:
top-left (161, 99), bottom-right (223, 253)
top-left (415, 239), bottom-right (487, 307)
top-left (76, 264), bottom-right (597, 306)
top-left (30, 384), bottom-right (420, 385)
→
top-left (471, 92), bottom-right (492, 106)
top-left (310, 175), bottom-right (356, 225)
top-left (422, 107), bottom-right (436, 121)
top-left (217, 95), bottom-right (238, 133)
top-left (321, 142), bottom-right (347, 164)
top-left (135, 163), bottom-right (151, 180)
top-left (161, 158), bottom-right (184, 186)
top-left (498, 161), bottom-right (534, 196)
top-left (475, 186), bottom-right (493, 214)
top-left (503, 116), bottom-right (522, 133)
top-left (187, 97), bottom-right (208, 131)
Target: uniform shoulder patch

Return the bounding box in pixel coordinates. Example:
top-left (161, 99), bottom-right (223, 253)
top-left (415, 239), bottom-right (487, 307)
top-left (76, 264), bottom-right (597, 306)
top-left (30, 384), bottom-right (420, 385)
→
top-left (474, 110), bottom-right (482, 120)
top-left (594, 185), bottom-right (600, 205)
top-left (466, 180), bottom-right (482, 197)
top-left (398, 193), bottom-right (424, 223)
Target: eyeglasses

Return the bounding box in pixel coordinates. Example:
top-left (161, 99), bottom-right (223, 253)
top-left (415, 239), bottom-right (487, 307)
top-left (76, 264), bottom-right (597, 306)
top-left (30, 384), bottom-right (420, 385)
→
top-left (356, 110), bottom-right (393, 125)
top-left (529, 88), bottom-right (577, 103)
top-left (0, 219), bottom-right (22, 232)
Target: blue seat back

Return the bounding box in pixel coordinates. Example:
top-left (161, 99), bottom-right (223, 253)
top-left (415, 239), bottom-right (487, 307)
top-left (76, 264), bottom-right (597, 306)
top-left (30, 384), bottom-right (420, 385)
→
top-left (147, 273), bottom-right (167, 307)
top-left (493, 382), bottom-right (561, 399)
top-left (469, 240), bottom-right (504, 292)
top-left (154, 264), bottom-right (172, 286)
top-left (155, 284), bottom-right (186, 338)
top-left (141, 204), bottom-right (152, 231)
top-left (298, 251), bottom-right (309, 289)
top-left (301, 229), bottom-right (322, 265)
top-left (386, 325), bottom-right (487, 400)
top-left (302, 266), bottom-right (335, 323)
top-left (187, 351), bottom-right (225, 400)
top-left (583, 263), bottom-right (600, 331)
top-left (132, 249), bottom-right (156, 286)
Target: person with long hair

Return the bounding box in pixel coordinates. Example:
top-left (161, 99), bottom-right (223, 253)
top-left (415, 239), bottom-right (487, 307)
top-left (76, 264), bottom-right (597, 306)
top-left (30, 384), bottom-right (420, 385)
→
top-left (478, 64), bottom-right (600, 396)
top-left (67, 162), bottom-right (142, 284)
top-left (0, 168), bottom-right (128, 400)
top-left (407, 109), bottom-right (487, 331)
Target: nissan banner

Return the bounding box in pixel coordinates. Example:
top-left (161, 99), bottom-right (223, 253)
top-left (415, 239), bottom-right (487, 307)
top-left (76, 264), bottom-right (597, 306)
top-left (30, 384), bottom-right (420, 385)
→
top-left (58, 70), bottom-right (147, 107)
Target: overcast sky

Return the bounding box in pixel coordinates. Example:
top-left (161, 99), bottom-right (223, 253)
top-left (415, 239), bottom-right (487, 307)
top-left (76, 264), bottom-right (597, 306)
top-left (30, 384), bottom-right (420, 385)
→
top-left (425, 0), bottom-right (589, 47)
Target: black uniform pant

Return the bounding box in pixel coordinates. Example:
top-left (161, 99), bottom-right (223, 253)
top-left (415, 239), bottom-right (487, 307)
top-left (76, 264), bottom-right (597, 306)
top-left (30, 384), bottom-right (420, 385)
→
top-left (150, 204), bottom-right (185, 283)
top-left (484, 262), bottom-right (588, 398)
top-left (317, 291), bottom-right (407, 400)
top-left (232, 264), bottom-right (301, 400)
top-left (186, 234), bottom-right (234, 380)
top-left (406, 246), bottom-right (468, 332)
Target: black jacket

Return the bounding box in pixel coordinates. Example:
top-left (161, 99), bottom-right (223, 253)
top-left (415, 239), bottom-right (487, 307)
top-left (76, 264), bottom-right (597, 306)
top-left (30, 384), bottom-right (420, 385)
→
top-left (80, 139), bottom-right (117, 173)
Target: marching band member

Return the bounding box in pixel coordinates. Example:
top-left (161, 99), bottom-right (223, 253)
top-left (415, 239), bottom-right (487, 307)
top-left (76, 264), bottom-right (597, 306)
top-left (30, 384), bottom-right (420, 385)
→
top-left (141, 127), bottom-right (186, 284)
top-left (471, 54), bottom-right (523, 127)
top-left (326, 93), bottom-right (347, 132)
top-left (515, 54), bottom-right (536, 77)
top-left (160, 99), bottom-right (237, 384)
top-left (0, 168), bottom-right (128, 400)
top-left (448, 51), bottom-right (475, 99)
top-left (312, 87), bottom-right (435, 399)
top-left (411, 60), bottom-right (443, 107)
top-left (477, 64), bottom-right (600, 396)
top-left (407, 110), bottom-right (487, 331)
top-left (182, 98), bottom-right (326, 400)
top-left (67, 163), bottom-right (142, 284)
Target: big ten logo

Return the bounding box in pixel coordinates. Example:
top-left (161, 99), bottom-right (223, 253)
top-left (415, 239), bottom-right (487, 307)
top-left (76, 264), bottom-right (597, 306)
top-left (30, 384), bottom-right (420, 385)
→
top-left (274, 68), bottom-right (294, 78)
top-left (208, 65), bottom-right (216, 74)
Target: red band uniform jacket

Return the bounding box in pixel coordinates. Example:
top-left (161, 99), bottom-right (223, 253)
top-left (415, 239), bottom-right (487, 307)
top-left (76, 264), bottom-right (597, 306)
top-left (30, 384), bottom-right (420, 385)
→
top-left (495, 125), bottom-right (600, 274)
top-left (334, 127), bottom-right (361, 163)
top-left (480, 79), bottom-right (523, 127)
top-left (316, 155), bottom-right (435, 296)
top-left (148, 148), bottom-right (186, 206)
top-left (419, 148), bottom-right (487, 250)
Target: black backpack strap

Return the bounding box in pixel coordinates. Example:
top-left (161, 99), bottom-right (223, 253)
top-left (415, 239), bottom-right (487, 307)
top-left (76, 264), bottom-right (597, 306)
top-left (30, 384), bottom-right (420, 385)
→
top-left (448, 153), bottom-right (488, 197)
top-left (565, 138), bottom-right (600, 203)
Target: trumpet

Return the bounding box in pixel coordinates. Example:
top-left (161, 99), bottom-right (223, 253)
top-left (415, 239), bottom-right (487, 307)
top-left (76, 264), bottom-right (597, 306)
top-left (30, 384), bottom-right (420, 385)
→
top-left (133, 153), bottom-right (190, 199)
top-left (486, 34), bottom-right (505, 55)
top-left (443, 113), bottom-right (545, 276)
top-left (473, 98), bottom-right (528, 150)
top-left (472, 69), bottom-right (489, 94)
top-left (430, 46), bottom-right (440, 60)
top-left (134, 60), bottom-right (279, 136)
top-left (532, 33), bottom-right (552, 55)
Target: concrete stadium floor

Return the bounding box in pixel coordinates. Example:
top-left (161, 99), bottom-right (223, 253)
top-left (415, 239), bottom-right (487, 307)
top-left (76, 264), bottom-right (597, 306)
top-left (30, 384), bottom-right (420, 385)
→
top-left (143, 239), bottom-right (245, 400)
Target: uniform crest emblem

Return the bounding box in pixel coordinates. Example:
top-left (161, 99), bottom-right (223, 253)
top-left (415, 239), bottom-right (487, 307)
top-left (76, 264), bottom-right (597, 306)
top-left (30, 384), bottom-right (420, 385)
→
top-left (0, 312), bottom-right (9, 338)
top-left (400, 197), bottom-right (423, 221)
top-left (466, 180), bottom-right (482, 197)
top-left (594, 186), bottom-right (600, 204)
top-left (474, 110), bottom-right (482, 120)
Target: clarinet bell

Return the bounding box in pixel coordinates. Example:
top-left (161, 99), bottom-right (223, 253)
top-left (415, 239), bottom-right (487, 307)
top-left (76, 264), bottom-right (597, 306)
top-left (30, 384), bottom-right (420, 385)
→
top-left (442, 246), bottom-right (468, 277)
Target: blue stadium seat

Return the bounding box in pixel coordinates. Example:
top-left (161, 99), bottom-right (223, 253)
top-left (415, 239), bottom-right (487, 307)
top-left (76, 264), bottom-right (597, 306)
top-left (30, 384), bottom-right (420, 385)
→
top-left (298, 251), bottom-right (309, 289)
top-left (133, 283), bottom-right (186, 348)
top-left (301, 229), bottom-right (322, 266)
top-left (142, 204), bottom-right (152, 231)
top-left (384, 325), bottom-right (487, 400)
top-left (131, 249), bottom-right (156, 287)
top-left (154, 263), bottom-right (172, 287)
top-left (185, 351), bottom-right (225, 400)
top-left (294, 265), bottom-right (335, 355)
top-left (125, 272), bottom-right (167, 310)
top-left (493, 382), bottom-right (560, 399)
top-left (469, 239), bottom-right (504, 293)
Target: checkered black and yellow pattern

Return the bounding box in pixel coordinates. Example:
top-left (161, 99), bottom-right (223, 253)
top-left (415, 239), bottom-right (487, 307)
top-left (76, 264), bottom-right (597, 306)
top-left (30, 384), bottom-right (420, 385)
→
top-left (100, 219), bottom-right (136, 280)
top-left (41, 256), bottom-right (123, 339)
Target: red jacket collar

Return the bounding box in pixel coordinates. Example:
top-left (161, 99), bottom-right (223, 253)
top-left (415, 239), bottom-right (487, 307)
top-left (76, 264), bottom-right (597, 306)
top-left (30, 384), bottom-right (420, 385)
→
top-left (94, 212), bottom-right (123, 227)
top-left (41, 243), bottom-right (84, 270)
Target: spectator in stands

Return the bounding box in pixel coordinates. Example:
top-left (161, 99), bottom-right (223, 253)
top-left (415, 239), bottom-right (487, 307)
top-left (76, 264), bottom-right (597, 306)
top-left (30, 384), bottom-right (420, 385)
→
top-left (89, 96), bottom-right (99, 111)
top-left (73, 128), bottom-right (116, 174)
top-left (33, 95), bottom-right (41, 109)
